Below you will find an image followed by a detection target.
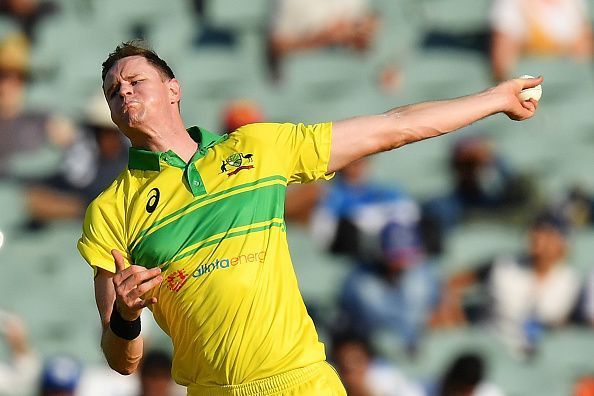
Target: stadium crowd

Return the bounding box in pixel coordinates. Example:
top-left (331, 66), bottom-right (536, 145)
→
top-left (0, 0), bottom-right (593, 395)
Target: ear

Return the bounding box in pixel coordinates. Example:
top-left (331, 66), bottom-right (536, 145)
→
top-left (167, 78), bottom-right (181, 105)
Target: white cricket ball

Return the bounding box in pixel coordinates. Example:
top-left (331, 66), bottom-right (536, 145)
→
top-left (518, 74), bottom-right (542, 101)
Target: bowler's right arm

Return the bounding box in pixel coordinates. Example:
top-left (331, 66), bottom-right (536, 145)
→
top-left (94, 268), bottom-right (144, 375)
top-left (94, 250), bottom-right (162, 375)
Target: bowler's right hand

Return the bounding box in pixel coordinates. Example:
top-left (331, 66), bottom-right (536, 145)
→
top-left (111, 249), bottom-right (163, 321)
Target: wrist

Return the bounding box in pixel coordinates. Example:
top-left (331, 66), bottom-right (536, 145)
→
top-left (482, 87), bottom-right (511, 114)
top-left (115, 302), bottom-right (139, 322)
top-left (109, 302), bottom-right (141, 340)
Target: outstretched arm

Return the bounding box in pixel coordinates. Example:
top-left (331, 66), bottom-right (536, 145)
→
top-left (328, 76), bottom-right (542, 172)
top-left (94, 250), bottom-right (162, 375)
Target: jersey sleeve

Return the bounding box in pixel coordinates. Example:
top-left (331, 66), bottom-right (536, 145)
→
top-left (236, 122), bottom-right (335, 184)
top-left (77, 192), bottom-right (132, 276)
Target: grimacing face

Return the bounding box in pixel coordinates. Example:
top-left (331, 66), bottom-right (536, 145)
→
top-left (102, 56), bottom-right (178, 134)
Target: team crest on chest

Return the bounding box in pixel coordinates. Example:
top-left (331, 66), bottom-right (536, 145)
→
top-left (220, 152), bottom-right (254, 176)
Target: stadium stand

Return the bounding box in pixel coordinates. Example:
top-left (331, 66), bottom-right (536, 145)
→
top-left (0, 1), bottom-right (593, 395)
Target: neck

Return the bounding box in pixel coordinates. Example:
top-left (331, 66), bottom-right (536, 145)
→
top-left (127, 118), bottom-right (198, 162)
top-left (532, 257), bottom-right (559, 279)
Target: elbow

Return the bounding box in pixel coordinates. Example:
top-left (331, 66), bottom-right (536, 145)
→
top-left (117, 367), bottom-right (137, 376)
top-left (373, 115), bottom-right (425, 153)
top-left (372, 129), bottom-right (414, 154)
top-left (101, 339), bottom-right (141, 376)
top-left (107, 360), bottom-right (138, 376)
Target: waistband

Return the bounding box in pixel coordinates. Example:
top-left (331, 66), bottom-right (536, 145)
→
top-left (187, 361), bottom-right (328, 396)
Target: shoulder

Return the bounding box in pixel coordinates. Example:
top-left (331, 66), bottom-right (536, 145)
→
top-left (367, 360), bottom-right (423, 396)
top-left (84, 169), bottom-right (131, 219)
top-left (229, 122), bottom-right (331, 141)
top-left (229, 123), bottom-right (285, 139)
top-left (550, 262), bottom-right (579, 284)
top-left (489, 255), bottom-right (524, 277)
top-left (488, 255), bottom-right (531, 288)
top-left (222, 123), bottom-right (284, 151)
top-left (474, 383), bottom-right (506, 396)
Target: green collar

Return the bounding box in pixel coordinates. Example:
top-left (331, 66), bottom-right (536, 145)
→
top-left (128, 127), bottom-right (227, 171)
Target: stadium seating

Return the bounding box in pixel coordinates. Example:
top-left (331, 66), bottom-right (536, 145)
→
top-left (1, 2), bottom-right (594, 395)
top-left (418, 0), bottom-right (492, 32)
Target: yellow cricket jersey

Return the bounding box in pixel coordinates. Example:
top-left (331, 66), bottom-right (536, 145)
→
top-left (77, 122), bottom-right (334, 390)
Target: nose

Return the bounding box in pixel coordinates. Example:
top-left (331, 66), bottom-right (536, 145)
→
top-left (118, 82), bottom-right (133, 98)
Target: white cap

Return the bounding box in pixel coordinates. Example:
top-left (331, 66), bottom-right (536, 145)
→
top-left (85, 93), bottom-right (116, 129)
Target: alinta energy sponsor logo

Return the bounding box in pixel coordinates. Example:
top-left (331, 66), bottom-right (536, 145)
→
top-left (192, 250), bottom-right (267, 279)
top-left (164, 250), bottom-right (267, 292)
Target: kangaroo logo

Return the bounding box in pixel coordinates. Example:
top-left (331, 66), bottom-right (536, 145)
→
top-left (146, 188), bottom-right (160, 213)
top-left (221, 152), bottom-right (254, 176)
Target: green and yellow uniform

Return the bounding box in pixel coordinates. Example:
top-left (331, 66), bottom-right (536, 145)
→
top-left (77, 123), bottom-right (346, 395)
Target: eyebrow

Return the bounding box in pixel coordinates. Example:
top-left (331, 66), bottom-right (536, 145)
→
top-left (104, 73), bottom-right (143, 95)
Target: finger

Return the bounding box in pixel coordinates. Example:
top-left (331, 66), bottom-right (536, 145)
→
top-left (521, 100), bottom-right (536, 113)
top-left (117, 268), bottom-right (162, 295)
top-left (112, 249), bottom-right (126, 274)
top-left (128, 296), bottom-right (158, 312)
top-left (508, 106), bottom-right (531, 121)
top-left (139, 297), bottom-right (158, 309)
top-left (127, 274), bottom-right (164, 301)
top-left (518, 75), bottom-right (544, 89)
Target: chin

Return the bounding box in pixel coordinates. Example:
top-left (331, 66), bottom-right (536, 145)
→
top-left (124, 111), bottom-right (146, 129)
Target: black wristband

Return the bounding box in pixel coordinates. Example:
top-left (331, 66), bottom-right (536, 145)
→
top-left (109, 302), bottom-right (141, 340)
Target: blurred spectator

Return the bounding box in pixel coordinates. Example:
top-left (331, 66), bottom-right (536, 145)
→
top-left (138, 350), bottom-right (180, 396)
top-left (39, 355), bottom-right (81, 396)
top-left (0, 33), bottom-right (76, 179)
top-left (331, 331), bottom-right (423, 396)
top-left (77, 348), bottom-right (184, 396)
top-left (311, 158), bottom-right (419, 259)
top-left (554, 184), bottom-right (594, 229)
top-left (220, 99), bottom-right (264, 133)
top-left (338, 220), bottom-right (440, 357)
top-left (266, 0), bottom-right (378, 81)
top-left (284, 182), bottom-right (324, 224)
top-left (574, 375), bottom-right (594, 396)
top-left (425, 352), bottom-right (504, 396)
top-left (0, 0), bottom-right (60, 43)
top-left (24, 92), bottom-right (128, 227)
top-left (581, 270), bottom-right (594, 327)
top-left (490, 0), bottom-right (593, 81)
top-left (0, 309), bottom-right (40, 394)
top-left (422, 135), bottom-right (537, 255)
top-left (76, 363), bottom-right (138, 396)
top-left (190, 0), bottom-right (237, 48)
top-left (438, 212), bottom-right (580, 357)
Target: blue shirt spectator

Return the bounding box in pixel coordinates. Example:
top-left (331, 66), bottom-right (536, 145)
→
top-left (312, 158), bottom-right (419, 260)
top-left (338, 220), bottom-right (440, 355)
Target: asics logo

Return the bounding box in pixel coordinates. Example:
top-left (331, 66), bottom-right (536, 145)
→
top-left (146, 188), bottom-right (160, 213)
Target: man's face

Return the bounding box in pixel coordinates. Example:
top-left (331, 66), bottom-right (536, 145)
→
top-left (340, 158), bottom-right (369, 185)
top-left (0, 70), bottom-right (25, 114)
top-left (102, 56), bottom-right (176, 134)
top-left (141, 374), bottom-right (171, 396)
top-left (334, 342), bottom-right (370, 386)
top-left (529, 225), bottom-right (566, 265)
